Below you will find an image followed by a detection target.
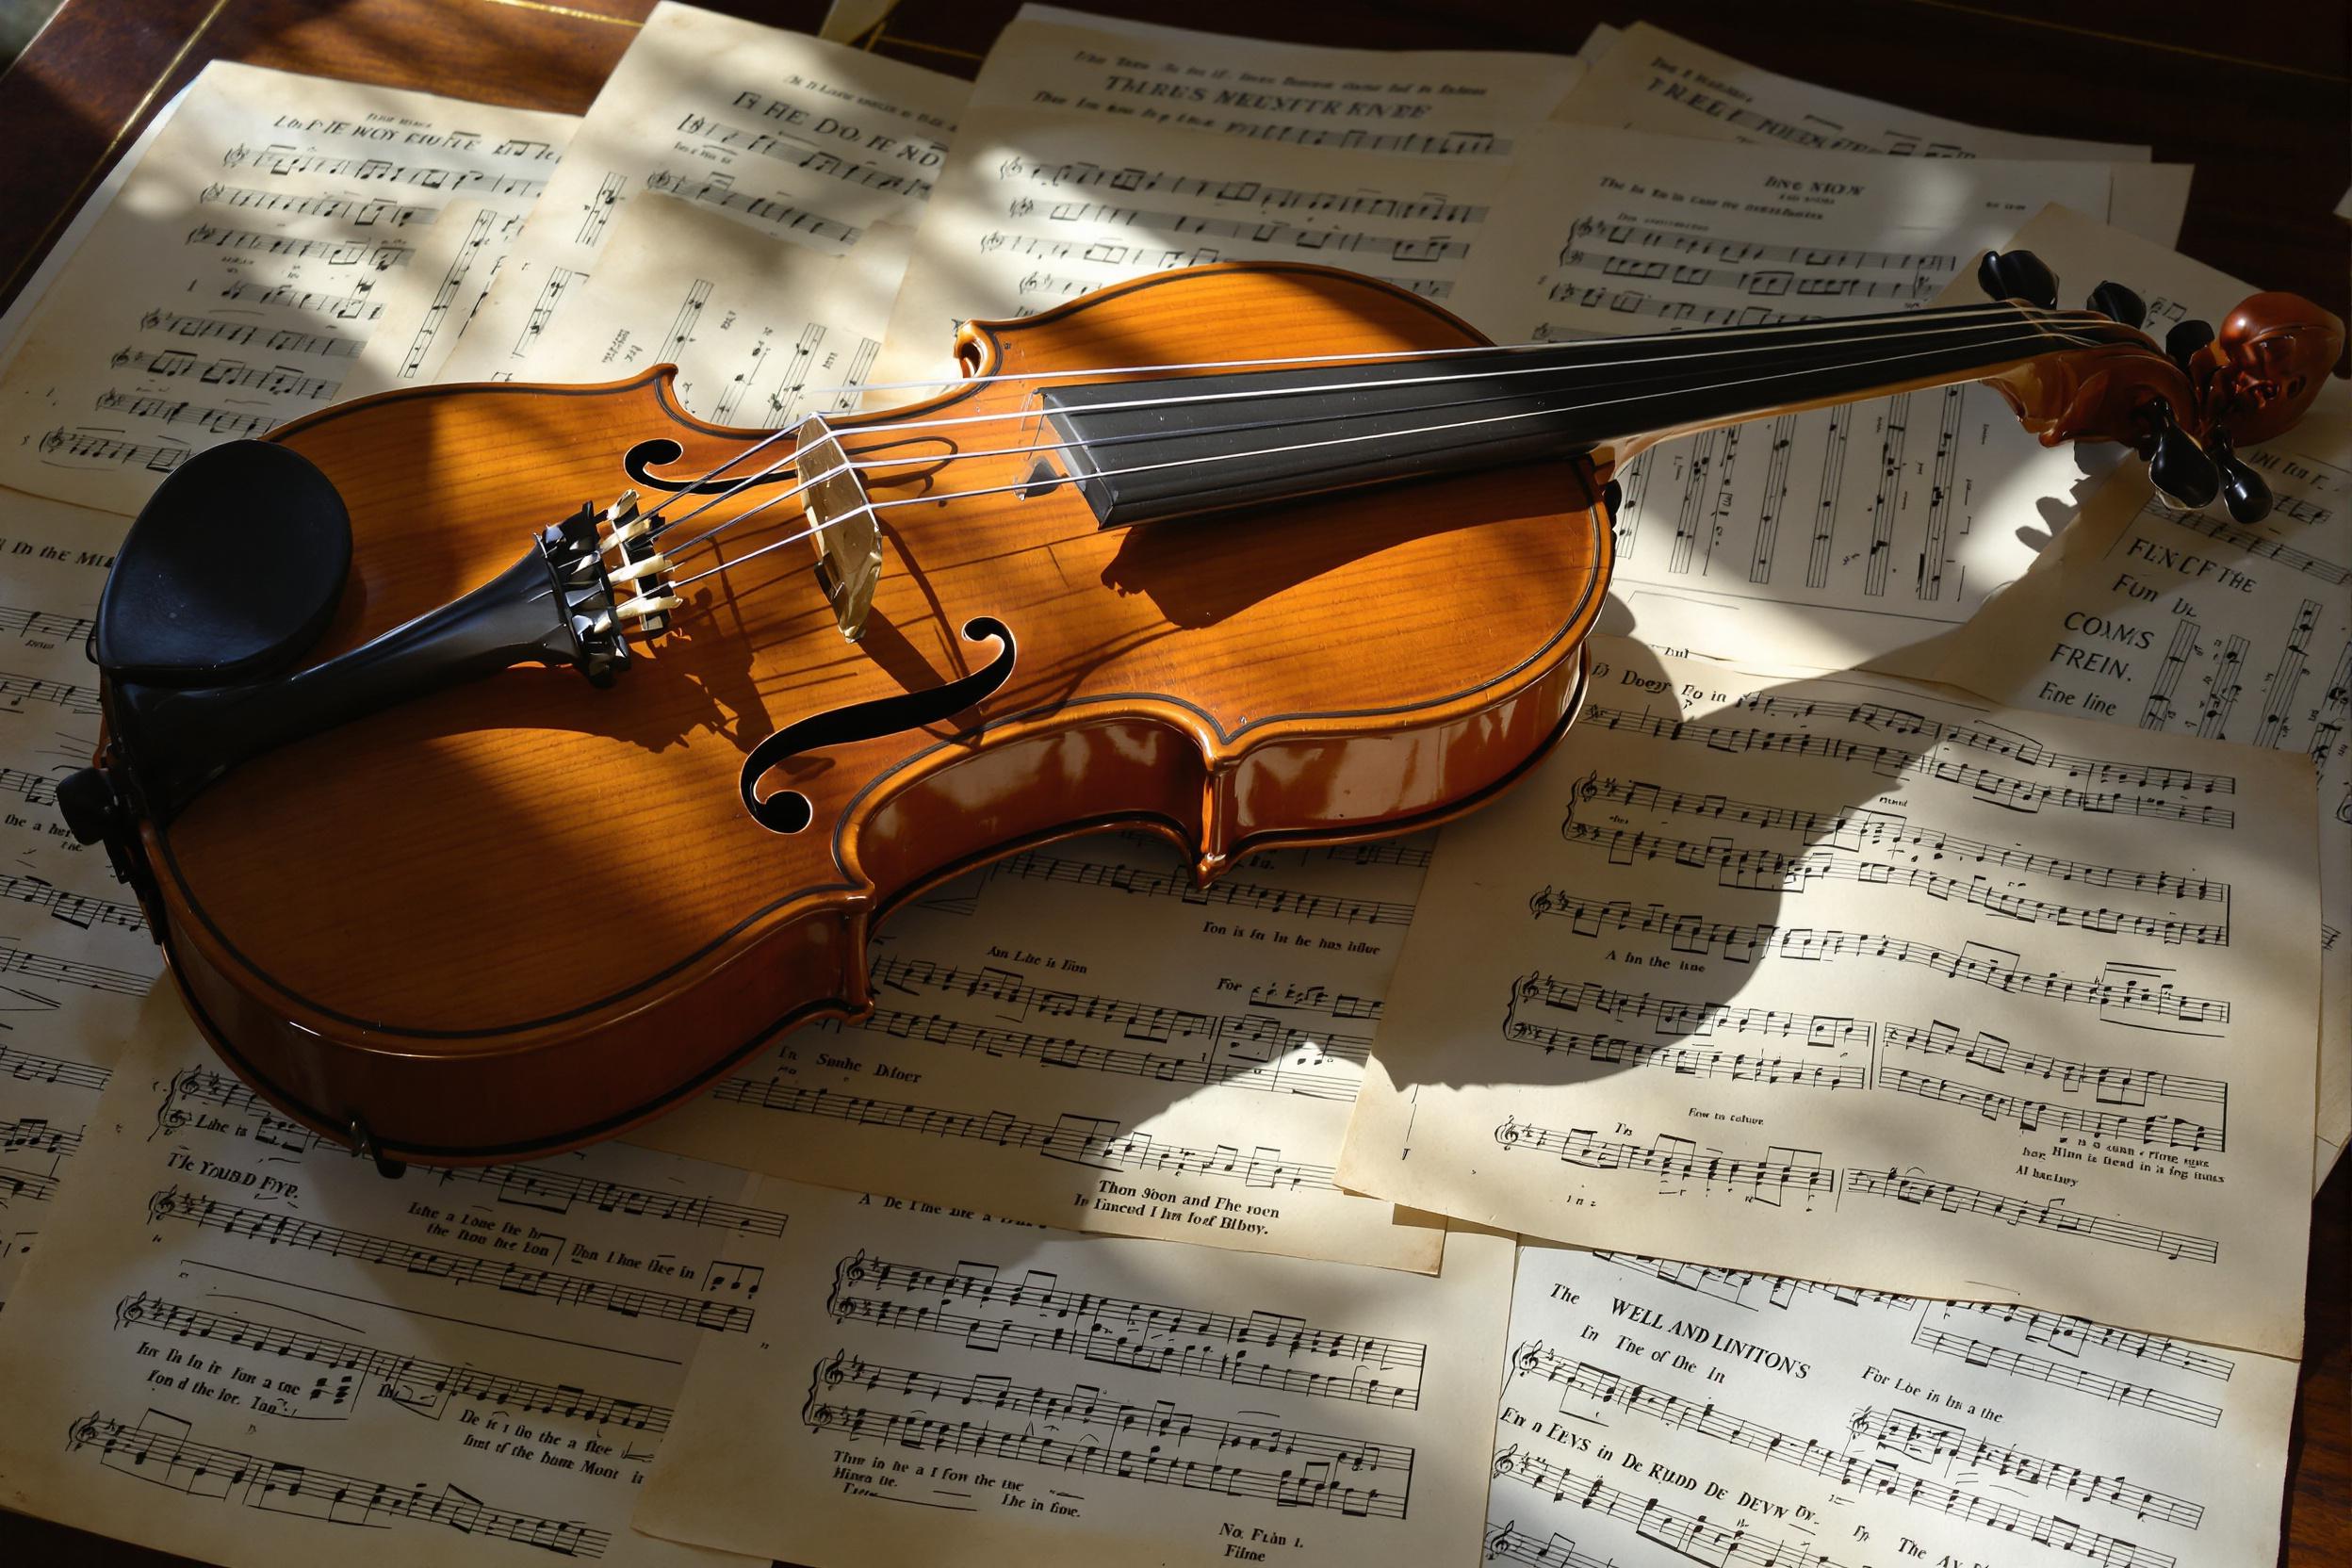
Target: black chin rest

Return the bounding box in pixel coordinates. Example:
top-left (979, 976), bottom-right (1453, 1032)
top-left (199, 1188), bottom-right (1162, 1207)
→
top-left (94, 440), bottom-right (351, 687)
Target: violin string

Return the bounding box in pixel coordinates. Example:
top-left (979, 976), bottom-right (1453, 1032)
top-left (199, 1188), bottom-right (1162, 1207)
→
top-left (784, 298), bottom-right (2092, 402)
top-left (655, 317), bottom-right (2103, 591)
top-left (657, 317), bottom-right (2094, 570)
top-left (639, 303), bottom-right (2107, 557)
top-left (654, 317), bottom-right (2106, 596)
top-left (643, 302), bottom-right (2083, 533)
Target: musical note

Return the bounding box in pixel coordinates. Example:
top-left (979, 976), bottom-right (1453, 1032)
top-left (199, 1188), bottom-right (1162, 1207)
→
top-left (146, 1187), bottom-right (760, 1331)
top-left (1845, 1168), bottom-right (2218, 1263)
top-left (825, 1250), bottom-right (1425, 1408)
top-left (1343, 636), bottom-right (2308, 1352)
top-left (66, 1413), bottom-right (608, 1557)
top-left (1513, 1343), bottom-right (2179, 1566)
top-left (991, 848), bottom-right (1416, 925)
top-left (1561, 773), bottom-right (2232, 902)
top-left (110, 1294), bottom-right (671, 1433)
top-left (802, 1355), bottom-right (1412, 1516)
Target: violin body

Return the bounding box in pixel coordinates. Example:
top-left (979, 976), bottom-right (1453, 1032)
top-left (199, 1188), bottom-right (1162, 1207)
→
top-left (135, 264), bottom-right (1609, 1163)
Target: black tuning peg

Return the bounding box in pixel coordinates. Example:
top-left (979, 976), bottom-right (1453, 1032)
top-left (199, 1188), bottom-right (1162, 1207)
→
top-left (1977, 249), bottom-right (2058, 310)
top-left (2164, 318), bottom-right (2215, 375)
top-left (2142, 398), bottom-right (2220, 510)
top-left (2085, 281), bottom-right (2147, 329)
top-left (2208, 430), bottom-right (2274, 525)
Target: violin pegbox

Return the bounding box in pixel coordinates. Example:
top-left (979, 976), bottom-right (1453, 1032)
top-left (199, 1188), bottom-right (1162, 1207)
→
top-left (1979, 249), bottom-right (2344, 526)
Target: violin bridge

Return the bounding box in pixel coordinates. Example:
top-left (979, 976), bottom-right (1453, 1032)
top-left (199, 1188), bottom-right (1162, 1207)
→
top-left (794, 416), bottom-right (883, 642)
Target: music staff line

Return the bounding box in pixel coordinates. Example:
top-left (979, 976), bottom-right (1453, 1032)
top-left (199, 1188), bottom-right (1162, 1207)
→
top-left (1591, 1253), bottom-right (2238, 1383)
top-left (1523, 890), bottom-right (2230, 1021)
top-left (1501, 984), bottom-right (2228, 1148)
top-left (111, 1294), bottom-right (671, 1433)
top-left (65, 1413), bottom-right (605, 1558)
top-left (1850, 1405), bottom-right (2202, 1529)
top-left (806, 1352), bottom-right (1410, 1516)
top-left (1587, 701), bottom-right (2237, 810)
top-left (219, 142), bottom-right (549, 197)
top-left (1564, 772), bottom-right (2231, 903)
top-left (862, 956), bottom-right (1366, 1098)
top-left (987, 849), bottom-right (1418, 926)
top-left (1, 1039), bottom-right (110, 1092)
top-left (0, 870), bottom-right (146, 933)
top-left (711, 1076), bottom-right (1339, 1192)
top-left (1493, 1443), bottom-right (1860, 1568)
top-left (144, 1187), bottom-right (761, 1333)
top-left (1513, 1343), bottom-right (2186, 1560)
top-left (158, 1066), bottom-right (793, 1237)
top-left (826, 1254), bottom-right (1422, 1411)
top-left (1508, 975), bottom-right (2230, 1106)
top-left (1557, 821), bottom-right (2229, 945)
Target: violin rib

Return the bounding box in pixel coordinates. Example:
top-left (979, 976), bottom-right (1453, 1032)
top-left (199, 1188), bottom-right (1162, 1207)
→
top-left (125, 264), bottom-right (1612, 1163)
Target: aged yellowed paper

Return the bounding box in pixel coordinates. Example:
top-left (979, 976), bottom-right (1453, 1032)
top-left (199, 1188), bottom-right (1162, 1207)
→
top-left (1342, 635), bottom-right (2318, 1356)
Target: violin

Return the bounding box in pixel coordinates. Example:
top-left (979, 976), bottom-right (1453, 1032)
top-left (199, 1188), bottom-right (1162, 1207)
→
top-left (57, 253), bottom-right (2340, 1169)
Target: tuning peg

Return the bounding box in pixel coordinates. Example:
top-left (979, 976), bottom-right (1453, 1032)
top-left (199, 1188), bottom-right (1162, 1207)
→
top-left (1977, 249), bottom-right (2058, 310)
top-left (2142, 399), bottom-right (2220, 510)
top-left (2164, 318), bottom-right (2215, 375)
top-left (2207, 431), bottom-right (2274, 525)
top-left (2085, 281), bottom-right (2147, 329)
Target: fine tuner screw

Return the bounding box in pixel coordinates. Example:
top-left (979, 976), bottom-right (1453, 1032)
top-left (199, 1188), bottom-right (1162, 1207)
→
top-left (1976, 249), bottom-right (2058, 310)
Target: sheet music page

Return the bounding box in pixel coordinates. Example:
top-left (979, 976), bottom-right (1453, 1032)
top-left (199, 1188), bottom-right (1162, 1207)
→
top-left (438, 1), bottom-right (967, 387)
top-left (1917, 214), bottom-right (2350, 1186)
top-left (1486, 1245), bottom-right (2299, 1568)
top-left (1485, 128), bottom-right (2128, 343)
top-left (1466, 136), bottom-right (2180, 670)
top-left (1339, 634), bottom-right (2318, 1356)
top-left (630, 831), bottom-right (1443, 1271)
top-left (481, 194), bottom-right (912, 424)
top-left (871, 106), bottom-right (1521, 389)
top-left (971, 4), bottom-right (1582, 158)
top-left (0, 984), bottom-right (774, 1566)
top-left (1558, 21), bottom-right (2148, 162)
top-left (0, 60), bottom-right (573, 515)
top-left (0, 490), bottom-right (172, 1305)
top-left (630, 1178), bottom-right (1512, 1568)
top-left (334, 199), bottom-right (531, 400)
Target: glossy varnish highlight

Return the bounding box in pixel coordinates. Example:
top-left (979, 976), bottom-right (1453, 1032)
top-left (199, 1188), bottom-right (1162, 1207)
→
top-left (146, 265), bottom-right (1610, 1159)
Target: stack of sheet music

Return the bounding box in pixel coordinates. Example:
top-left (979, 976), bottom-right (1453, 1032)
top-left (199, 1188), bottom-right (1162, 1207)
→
top-left (0, 8), bottom-right (2338, 1567)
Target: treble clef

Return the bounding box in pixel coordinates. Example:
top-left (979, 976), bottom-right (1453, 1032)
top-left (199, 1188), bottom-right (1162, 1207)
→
top-left (1495, 1118), bottom-right (1523, 1149)
top-left (1492, 1442), bottom-right (1518, 1478)
top-left (1849, 1404), bottom-right (1873, 1440)
top-left (145, 1186), bottom-right (177, 1224)
top-left (114, 1293), bottom-right (149, 1331)
top-left (1560, 768), bottom-right (1601, 832)
top-left (1526, 886), bottom-right (1555, 919)
top-left (1514, 1341), bottom-right (1544, 1378)
top-left (65, 1413), bottom-right (103, 1451)
top-left (821, 1350), bottom-right (849, 1389)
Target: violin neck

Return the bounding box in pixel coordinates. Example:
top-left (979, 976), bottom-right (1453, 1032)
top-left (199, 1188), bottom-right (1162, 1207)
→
top-left (1033, 304), bottom-right (2132, 530)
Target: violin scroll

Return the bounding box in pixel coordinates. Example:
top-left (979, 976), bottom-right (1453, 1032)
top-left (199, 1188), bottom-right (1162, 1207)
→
top-left (1978, 249), bottom-right (2343, 525)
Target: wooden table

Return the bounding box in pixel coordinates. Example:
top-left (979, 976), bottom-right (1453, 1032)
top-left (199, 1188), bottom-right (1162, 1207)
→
top-left (0, 2), bottom-right (2344, 1562)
